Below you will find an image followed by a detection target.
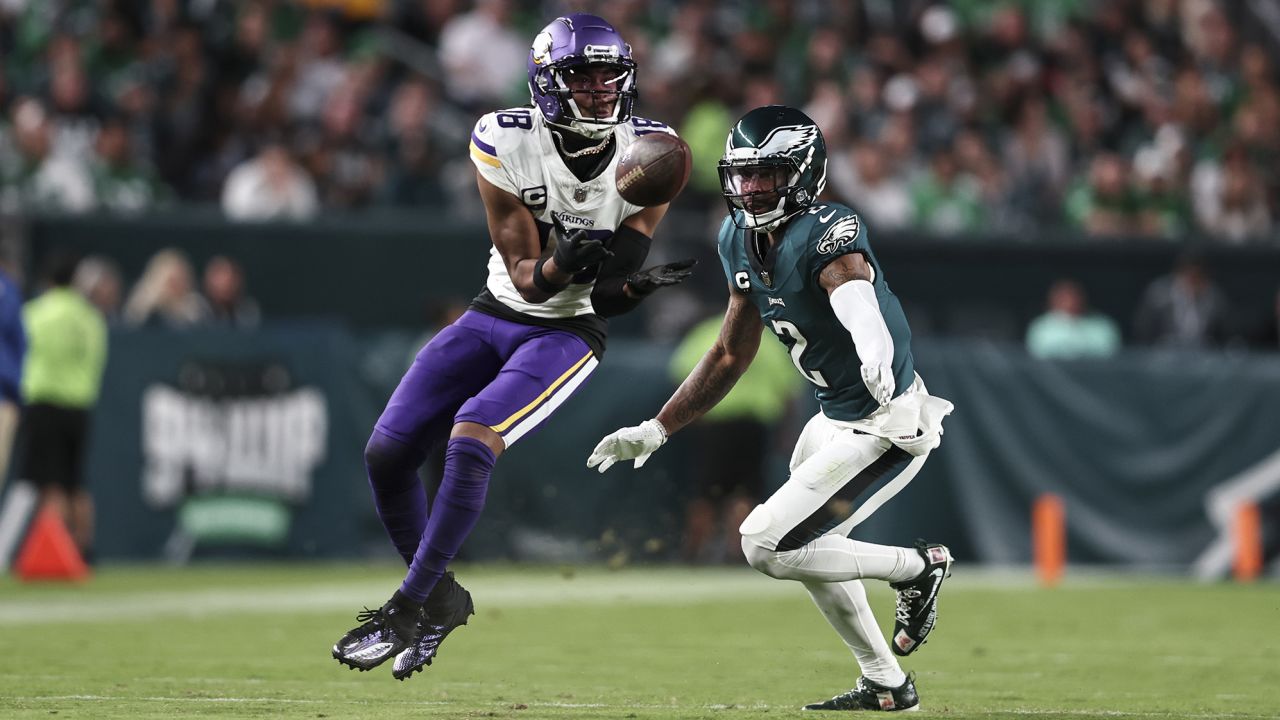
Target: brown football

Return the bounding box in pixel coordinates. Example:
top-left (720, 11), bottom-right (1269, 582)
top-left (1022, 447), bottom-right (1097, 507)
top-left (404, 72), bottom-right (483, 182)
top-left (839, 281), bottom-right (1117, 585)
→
top-left (615, 132), bottom-right (692, 207)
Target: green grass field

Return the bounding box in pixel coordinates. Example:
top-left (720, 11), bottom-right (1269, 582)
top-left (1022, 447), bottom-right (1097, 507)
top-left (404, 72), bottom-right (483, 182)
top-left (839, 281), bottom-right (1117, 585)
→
top-left (1, 563), bottom-right (1276, 719)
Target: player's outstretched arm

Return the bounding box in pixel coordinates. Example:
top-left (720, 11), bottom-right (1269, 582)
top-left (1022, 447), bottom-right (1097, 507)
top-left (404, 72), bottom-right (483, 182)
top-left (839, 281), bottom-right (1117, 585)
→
top-left (819, 253), bottom-right (896, 405)
top-left (656, 289), bottom-right (762, 433)
top-left (619, 204), bottom-right (697, 301)
top-left (591, 203), bottom-right (695, 317)
top-left (587, 289), bottom-right (762, 472)
top-left (476, 171), bottom-right (591, 303)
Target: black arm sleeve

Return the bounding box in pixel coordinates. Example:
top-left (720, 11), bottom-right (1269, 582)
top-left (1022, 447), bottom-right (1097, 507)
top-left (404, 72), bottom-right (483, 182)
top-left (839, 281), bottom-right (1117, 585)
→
top-left (591, 225), bottom-right (652, 318)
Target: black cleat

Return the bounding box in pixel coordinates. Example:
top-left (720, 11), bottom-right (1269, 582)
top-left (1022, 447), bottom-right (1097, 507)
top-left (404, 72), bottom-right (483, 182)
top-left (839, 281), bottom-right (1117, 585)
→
top-left (889, 541), bottom-right (952, 656)
top-left (332, 590), bottom-right (423, 671)
top-left (803, 674), bottom-right (920, 712)
top-left (392, 572), bottom-right (475, 680)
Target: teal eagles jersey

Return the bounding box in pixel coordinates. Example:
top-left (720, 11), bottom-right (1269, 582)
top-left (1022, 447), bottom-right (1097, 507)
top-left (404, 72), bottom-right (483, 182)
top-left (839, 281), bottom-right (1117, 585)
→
top-left (716, 202), bottom-right (914, 422)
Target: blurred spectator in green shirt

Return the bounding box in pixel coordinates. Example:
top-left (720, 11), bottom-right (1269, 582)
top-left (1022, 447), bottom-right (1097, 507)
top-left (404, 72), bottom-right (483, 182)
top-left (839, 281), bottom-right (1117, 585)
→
top-left (1132, 147), bottom-right (1190, 240)
top-left (0, 97), bottom-right (96, 214)
top-left (1026, 279), bottom-right (1121, 359)
top-left (20, 253), bottom-right (109, 560)
top-left (1065, 153), bottom-right (1140, 237)
top-left (91, 115), bottom-right (172, 214)
top-left (680, 97), bottom-right (734, 201)
top-left (912, 147), bottom-right (984, 235)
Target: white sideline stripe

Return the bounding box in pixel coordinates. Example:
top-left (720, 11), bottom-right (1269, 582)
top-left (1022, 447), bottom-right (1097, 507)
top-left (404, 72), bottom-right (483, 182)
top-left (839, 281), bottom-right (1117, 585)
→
top-left (0, 567), bottom-right (1212, 626)
top-left (5, 696), bottom-right (1271, 718)
top-left (0, 572), bottom-right (796, 625)
top-left (998, 707), bottom-right (1280, 712)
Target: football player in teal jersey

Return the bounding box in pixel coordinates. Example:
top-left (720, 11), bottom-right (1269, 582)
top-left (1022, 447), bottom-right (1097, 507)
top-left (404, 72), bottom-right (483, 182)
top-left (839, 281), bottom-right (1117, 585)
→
top-left (589, 106), bottom-right (956, 712)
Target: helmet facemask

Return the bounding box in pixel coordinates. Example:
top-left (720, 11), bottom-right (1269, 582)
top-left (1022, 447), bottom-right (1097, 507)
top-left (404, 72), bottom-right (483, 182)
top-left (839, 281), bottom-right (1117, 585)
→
top-left (719, 147), bottom-right (822, 232)
top-left (717, 106), bottom-right (829, 233)
top-left (719, 158), bottom-right (796, 231)
top-left (528, 15), bottom-right (638, 141)
top-left (535, 60), bottom-right (637, 139)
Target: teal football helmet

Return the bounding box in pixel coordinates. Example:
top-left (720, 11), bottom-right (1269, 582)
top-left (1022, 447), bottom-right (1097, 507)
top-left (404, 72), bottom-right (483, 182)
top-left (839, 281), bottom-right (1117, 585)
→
top-left (718, 105), bottom-right (828, 232)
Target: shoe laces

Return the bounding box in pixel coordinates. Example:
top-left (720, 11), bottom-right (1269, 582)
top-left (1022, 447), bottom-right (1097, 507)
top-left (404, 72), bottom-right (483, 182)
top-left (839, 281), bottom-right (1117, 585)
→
top-left (895, 588), bottom-right (921, 624)
top-left (354, 606), bottom-right (386, 627)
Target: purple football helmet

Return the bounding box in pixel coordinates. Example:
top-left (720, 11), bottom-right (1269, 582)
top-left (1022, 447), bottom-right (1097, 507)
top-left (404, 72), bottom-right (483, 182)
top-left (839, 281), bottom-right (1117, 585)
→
top-left (527, 14), bottom-right (637, 139)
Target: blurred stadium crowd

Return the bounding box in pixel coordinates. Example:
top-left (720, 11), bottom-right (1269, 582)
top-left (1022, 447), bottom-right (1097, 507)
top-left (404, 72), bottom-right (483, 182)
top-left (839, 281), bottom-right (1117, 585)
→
top-left (0, 1), bottom-right (1278, 577)
top-left (1, 0), bottom-right (1279, 356)
top-left (1, 0), bottom-right (1279, 245)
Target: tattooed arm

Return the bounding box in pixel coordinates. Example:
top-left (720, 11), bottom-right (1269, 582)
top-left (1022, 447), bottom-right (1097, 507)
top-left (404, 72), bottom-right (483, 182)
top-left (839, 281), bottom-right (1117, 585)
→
top-left (586, 287), bottom-right (763, 473)
top-left (654, 287), bottom-right (763, 435)
top-left (817, 252), bottom-right (874, 293)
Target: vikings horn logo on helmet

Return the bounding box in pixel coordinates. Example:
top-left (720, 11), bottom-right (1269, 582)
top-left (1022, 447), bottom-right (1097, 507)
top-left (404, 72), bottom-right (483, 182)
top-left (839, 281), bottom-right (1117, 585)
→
top-left (531, 31), bottom-right (553, 66)
top-left (526, 13), bottom-right (637, 139)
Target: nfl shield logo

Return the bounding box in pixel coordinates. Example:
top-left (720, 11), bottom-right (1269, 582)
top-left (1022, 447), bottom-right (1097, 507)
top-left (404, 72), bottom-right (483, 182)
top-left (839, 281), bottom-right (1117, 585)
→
top-left (574, 186), bottom-right (588, 202)
top-left (761, 270), bottom-right (772, 288)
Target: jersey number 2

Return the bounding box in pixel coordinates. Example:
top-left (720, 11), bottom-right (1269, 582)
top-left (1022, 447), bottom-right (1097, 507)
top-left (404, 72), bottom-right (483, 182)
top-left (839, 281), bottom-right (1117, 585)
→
top-left (771, 320), bottom-right (829, 388)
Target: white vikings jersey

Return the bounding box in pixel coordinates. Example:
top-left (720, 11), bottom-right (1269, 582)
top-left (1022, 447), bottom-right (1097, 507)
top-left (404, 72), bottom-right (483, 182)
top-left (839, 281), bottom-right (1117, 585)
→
top-left (469, 107), bottom-right (677, 320)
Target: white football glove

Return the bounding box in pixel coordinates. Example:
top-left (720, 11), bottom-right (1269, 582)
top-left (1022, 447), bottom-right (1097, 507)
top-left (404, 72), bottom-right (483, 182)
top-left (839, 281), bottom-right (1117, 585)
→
top-left (587, 419), bottom-right (668, 473)
top-left (860, 364), bottom-right (896, 406)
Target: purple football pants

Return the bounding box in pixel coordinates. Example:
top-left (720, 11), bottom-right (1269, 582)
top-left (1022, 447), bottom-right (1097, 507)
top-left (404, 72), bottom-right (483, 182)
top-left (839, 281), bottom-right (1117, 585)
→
top-left (365, 310), bottom-right (598, 602)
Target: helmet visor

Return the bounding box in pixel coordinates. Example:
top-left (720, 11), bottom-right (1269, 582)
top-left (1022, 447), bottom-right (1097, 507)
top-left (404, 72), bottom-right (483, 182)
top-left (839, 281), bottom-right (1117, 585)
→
top-left (719, 158), bottom-right (799, 215)
top-left (552, 61), bottom-right (636, 125)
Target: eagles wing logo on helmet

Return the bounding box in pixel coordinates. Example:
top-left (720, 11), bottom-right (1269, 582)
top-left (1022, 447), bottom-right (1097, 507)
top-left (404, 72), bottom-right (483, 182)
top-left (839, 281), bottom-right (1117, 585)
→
top-left (718, 106), bottom-right (829, 232)
top-left (757, 125), bottom-right (819, 156)
top-left (725, 124), bottom-right (819, 160)
top-left (816, 215), bottom-right (861, 254)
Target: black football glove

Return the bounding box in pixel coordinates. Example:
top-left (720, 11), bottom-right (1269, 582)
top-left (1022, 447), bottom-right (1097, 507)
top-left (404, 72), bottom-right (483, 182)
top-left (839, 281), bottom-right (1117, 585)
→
top-left (626, 258), bottom-right (697, 296)
top-left (552, 214), bottom-right (613, 273)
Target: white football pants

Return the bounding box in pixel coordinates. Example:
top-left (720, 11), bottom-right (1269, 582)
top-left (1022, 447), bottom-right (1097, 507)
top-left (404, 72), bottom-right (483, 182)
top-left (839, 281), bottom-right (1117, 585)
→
top-left (738, 412), bottom-right (931, 687)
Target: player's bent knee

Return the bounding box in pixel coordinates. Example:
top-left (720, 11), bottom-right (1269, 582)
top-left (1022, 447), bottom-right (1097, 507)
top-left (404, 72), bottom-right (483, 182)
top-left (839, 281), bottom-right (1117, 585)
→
top-left (364, 431), bottom-right (421, 487)
top-left (739, 505), bottom-right (784, 576)
top-left (741, 540), bottom-right (785, 578)
top-left (450, 421), bottom-right (505, 457)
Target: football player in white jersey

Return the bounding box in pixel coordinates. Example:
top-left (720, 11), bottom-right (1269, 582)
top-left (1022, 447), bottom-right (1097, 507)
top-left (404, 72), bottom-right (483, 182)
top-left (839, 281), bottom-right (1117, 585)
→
top-left (331, 13), bottom-right (694, 679)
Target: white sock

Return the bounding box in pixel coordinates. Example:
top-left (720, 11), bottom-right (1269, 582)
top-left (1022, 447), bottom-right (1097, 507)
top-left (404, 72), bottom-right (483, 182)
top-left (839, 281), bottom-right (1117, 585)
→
top-left (804, 579), bottom-right (907, 688)
top-left (767, 537), bottom-right (925, 583)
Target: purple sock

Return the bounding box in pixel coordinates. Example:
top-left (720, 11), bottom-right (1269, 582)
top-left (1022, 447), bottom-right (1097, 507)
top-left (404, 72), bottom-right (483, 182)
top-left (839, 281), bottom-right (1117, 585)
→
top-left (365, 430), bottom-right (429, 566)
top-left (401, 436), bottom-right (494, 603)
